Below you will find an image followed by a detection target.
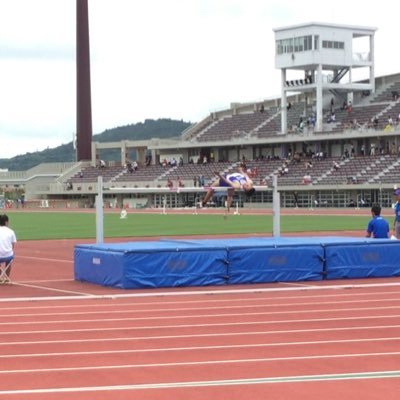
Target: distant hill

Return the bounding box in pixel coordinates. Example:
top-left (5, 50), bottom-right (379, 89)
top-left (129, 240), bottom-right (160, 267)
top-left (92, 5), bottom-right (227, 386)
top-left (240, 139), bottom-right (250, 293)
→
top-left (0, 119), bottom-right (192, 171)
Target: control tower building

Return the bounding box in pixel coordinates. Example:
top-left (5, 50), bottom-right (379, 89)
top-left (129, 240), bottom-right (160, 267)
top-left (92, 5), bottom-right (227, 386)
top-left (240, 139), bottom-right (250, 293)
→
top-left (273, 22), bottom-right (377, 133)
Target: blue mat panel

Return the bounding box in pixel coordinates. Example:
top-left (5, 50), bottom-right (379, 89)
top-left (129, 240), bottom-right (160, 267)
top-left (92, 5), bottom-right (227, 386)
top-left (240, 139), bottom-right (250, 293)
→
top-left (74, 236), bottom-right (400, 289)
top-left (325, 240), bottom-right (400, 279)
top-left (74, 241), bottom-right (228, 289)
top-left (228, 245), bottom-right (324, 284)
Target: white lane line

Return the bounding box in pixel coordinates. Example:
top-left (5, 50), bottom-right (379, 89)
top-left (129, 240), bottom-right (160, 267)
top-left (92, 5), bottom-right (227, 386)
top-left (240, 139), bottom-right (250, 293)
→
top-left (3, 297), bottom-right (400, 318)
top-left (2, 289), bottom-right (400, 312)
top-left (1, 336), bottom-right (399, 360)
top-left (2, 324), bottom-right (400, 347)
top-left (0, 352), bottom-right (399, 374)
top-left (2, 289), bottom-right (400, 311)
top-left (1, 305), bottom-right (400, 326)
top-left (1, 314), bottom-right (400, 336)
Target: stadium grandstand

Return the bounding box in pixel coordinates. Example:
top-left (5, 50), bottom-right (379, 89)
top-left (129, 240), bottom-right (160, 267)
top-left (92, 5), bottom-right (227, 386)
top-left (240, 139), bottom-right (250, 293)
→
top-left (1, 22), bottom-right (400, 210)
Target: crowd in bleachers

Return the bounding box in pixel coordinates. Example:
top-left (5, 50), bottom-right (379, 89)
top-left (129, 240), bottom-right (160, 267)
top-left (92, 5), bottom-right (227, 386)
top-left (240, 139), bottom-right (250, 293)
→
top-left (64, 75), bottom-right (400, 192)
top-left (66, 147), bottom-right (400, 190)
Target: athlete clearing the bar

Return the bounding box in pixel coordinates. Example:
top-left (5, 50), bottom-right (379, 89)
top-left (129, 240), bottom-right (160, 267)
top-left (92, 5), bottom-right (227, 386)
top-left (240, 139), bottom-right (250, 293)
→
top-left (201, 167), bottom-right (255, 211)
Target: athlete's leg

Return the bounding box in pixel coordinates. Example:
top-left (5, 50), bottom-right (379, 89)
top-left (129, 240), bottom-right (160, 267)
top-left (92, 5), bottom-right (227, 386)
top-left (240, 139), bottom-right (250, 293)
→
top-left (202, 179), bottom-right (220, 206)
top-left (226, 188), bottom-right (234, 211)
top-left (202, 188), bottom-right (215, 206)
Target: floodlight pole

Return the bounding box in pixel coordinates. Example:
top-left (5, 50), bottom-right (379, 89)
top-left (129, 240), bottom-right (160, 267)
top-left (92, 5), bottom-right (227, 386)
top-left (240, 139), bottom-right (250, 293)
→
top-left (96, 176), bottom-right (104, 243)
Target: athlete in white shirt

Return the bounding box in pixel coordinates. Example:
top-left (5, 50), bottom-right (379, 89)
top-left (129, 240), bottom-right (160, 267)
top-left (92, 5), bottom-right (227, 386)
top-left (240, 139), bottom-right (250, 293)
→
top-left (0, 214), bottom-right (17, 283)
top-left (202, 167), bottom-right (255, 211)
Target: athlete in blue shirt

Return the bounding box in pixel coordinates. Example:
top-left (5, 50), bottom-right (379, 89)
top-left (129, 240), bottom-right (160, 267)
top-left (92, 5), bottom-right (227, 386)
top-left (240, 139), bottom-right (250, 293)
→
top-left (366, 204), bottom-right (389, 239)
top-left (393, 189), bottom-right (400, 239)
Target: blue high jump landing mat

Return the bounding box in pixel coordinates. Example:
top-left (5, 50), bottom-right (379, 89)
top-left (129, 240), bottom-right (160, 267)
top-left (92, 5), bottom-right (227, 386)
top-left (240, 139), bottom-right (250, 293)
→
top-left (74, 237), bottom-right (400, 289)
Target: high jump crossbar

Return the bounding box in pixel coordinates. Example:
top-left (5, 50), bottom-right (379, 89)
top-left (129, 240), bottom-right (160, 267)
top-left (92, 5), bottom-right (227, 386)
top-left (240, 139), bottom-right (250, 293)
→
top-left (95, 178), bottom-right (280, 243)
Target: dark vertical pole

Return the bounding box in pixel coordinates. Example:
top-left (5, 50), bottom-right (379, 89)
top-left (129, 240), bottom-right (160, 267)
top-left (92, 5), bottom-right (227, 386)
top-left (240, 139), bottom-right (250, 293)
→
top-left (76, 0), bottom-right (93, 161)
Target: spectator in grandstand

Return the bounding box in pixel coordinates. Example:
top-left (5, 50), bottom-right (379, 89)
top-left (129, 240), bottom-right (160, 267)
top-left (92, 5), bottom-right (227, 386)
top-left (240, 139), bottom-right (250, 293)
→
top-left (327, 112), bottom-right (336, 123)
top-left (373, 116), bottom-right (379, 129)
top-left (308, 114), bottom-right (316, 127)
top-left (292, 152), bottom-right (301, 163)
top-left (347, 101), bottom-right (352, 113)
top-left (370, 143), bottom-right (376, 156)
top-left (352, 119), bottom-right (361, 130)
top-left (201, 167), bottom-right (255, 212)
top-left (298, 117), bottom-right (305, 133)
top-left (393, 189), bottom-right (400, 239)
top-left (177, 177), bottom-right (184, 188)
top-left (302, 174), bottom-right (312, 185)
top-left (145, 153), bottom-right (152, 166)
top-left (333, 161), bottom-right (340, 171)
top-left (366, 205), bottom-right (389, 239)
top-left (0, 214), bottom-right (17, 284)
top-left (293, 191), bottom-right (299, 208)
top-left (126, 161), bottom-right (134, 173)
top-left (166, 178), bottom-right (173, 189)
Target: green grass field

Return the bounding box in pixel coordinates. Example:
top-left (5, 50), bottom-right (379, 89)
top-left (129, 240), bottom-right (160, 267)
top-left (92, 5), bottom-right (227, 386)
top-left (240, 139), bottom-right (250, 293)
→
top-left (6, 211), bottom-right (369, 240)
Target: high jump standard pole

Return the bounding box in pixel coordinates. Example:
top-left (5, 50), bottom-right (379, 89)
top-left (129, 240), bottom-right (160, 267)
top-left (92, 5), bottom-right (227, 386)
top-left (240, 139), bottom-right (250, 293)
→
top-left (272, 175), bottom-right (280, 237)
top-left (96, 176), bottom-right (104, 243)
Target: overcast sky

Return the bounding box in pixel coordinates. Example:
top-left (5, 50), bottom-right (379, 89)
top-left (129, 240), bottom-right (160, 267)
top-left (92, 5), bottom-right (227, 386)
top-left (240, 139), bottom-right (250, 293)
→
top-left (0, 0), bottom-right (398, 159)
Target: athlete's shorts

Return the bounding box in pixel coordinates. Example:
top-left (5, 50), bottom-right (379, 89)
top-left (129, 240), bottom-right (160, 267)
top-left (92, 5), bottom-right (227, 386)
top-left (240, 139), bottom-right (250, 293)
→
top-left (0, 255), bottom-right (14, 266)
top-left (395, 221), bottom-right (400, 238)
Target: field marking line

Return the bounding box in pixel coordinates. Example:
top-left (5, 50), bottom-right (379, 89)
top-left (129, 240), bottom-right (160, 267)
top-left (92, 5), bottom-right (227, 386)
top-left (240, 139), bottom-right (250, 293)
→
top-left (16, 255), bottom-right (72, 263)
top-left (2, 281), bottom-right (400, 303)
top-left (11, 282), bottom-right (94, 297)
top-left (1, 370), bottom-right (400, 395)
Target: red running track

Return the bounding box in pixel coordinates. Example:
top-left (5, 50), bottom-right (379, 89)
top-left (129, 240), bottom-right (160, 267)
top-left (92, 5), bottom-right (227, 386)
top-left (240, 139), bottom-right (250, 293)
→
top-left (1, 236), bottom-right (400, 399)
top-left (1, 282), bottom-right (400, 399)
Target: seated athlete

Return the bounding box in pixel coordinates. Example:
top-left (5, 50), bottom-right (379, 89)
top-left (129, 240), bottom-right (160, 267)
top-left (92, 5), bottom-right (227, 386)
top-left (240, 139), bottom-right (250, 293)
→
top-left (202, 167), bottom-right (255, 211)
top-left (0, 214), bottom-right (17, 284)
top-left (366, 204), bottom-right (389, 239)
